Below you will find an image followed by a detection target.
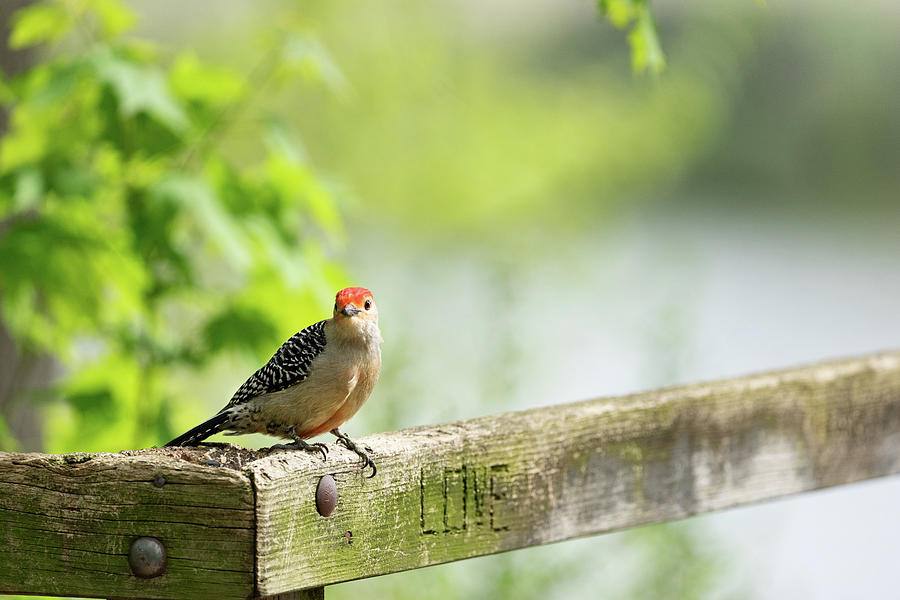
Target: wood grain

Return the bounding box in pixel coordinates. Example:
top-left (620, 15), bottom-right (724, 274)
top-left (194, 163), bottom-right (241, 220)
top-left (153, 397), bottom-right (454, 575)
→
top-left (2, 351), bottom-right (900, 599)
top-left (250, 352), bottom-right (900, 594)
top-left (0, 453), bottom-right (254, 599)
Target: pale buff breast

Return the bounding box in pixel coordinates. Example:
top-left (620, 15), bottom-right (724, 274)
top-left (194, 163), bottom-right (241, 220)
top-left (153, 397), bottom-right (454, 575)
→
top-left (310, 351), bottom-right (381, 437)
top-left (247, 333), bottom-right (382, 439)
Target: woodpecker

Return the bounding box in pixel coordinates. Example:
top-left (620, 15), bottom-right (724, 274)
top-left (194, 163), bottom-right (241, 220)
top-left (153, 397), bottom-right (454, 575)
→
top-left (166, 287), bottom-right (383, 477)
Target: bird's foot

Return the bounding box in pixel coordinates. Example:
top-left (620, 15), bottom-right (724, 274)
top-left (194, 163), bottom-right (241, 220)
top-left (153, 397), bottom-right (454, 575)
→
top-left (267, 439), bottom-right (329, 461)
top-left (268, 427), bottom-right (328, 461)
top-left (331, 428), bottom-right (376, 478)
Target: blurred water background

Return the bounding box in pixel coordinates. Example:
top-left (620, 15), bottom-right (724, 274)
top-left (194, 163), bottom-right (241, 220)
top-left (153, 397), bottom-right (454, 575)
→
top-left (1, 0), bottom-right (899, 598)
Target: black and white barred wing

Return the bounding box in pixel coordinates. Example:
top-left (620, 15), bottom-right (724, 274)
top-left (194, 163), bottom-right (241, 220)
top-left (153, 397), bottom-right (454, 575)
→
top-left (223, 319), bottom-right (328, 409)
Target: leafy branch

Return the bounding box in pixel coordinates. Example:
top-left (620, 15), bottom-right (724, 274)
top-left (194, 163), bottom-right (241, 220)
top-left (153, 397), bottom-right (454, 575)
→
top-left (597, 0), bottom-right (666, 74)
top-left (0, 0), bottom-right (348, 451)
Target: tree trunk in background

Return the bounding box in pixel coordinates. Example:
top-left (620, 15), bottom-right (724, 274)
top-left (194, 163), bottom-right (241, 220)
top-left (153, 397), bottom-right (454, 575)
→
top-left (0, 0), bottom-right (34, 129)
top-left (0, 323), bottom-right (58, 451)
top-left (0, 0), bottom-right (55, 452)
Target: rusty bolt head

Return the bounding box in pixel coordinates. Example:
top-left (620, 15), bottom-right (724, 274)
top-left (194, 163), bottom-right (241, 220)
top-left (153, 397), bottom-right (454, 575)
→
top-left (316, 474), bottom-right (337, 517)
top-left (153, 476), bottom-right (166, 488)
top-left (128, 536), bottom-right (167, 578)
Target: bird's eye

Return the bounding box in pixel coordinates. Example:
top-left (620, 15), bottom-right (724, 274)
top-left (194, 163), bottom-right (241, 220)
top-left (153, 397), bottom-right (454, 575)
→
top-left (364, 299), bottom-right (372, 310)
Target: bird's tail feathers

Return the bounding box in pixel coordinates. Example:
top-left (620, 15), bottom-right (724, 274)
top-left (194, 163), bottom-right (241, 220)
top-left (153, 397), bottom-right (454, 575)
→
top-left (165, 411), bottom-right (231, 447)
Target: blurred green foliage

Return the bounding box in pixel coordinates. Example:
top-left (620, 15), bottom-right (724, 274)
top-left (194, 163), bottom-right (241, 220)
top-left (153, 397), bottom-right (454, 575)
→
top-left (272, 0), bottom-right (741, 243)
top-left (0, 0), bottom-right (347, 452)
top-left (598, 0), bottom-right (666, 73)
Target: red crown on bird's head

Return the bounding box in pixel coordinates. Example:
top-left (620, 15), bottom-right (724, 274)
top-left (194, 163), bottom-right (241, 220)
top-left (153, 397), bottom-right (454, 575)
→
top-left (336, 287), bottom-right (374, 309)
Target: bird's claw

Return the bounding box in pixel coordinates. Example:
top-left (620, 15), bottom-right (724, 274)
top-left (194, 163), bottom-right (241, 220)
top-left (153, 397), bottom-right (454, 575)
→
top-left (361, 455), bottom-right (377, 479)
top-left (343, 441), bottom-right (376, 478)
top-left (309, 442), bottom-right (329, 461)
top-left (267, 441), bottom-right (327, 460)
top-left (332, 430), bottom-right (376, 478)
top-left (272, 428), bottom-right (329, 461)
top-left (268, 441), bottom-right (328, 461)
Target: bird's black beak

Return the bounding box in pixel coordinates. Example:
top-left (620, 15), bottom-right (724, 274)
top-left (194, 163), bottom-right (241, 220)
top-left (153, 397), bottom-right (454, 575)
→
top-left (341, 305), bottom-right (361, 317)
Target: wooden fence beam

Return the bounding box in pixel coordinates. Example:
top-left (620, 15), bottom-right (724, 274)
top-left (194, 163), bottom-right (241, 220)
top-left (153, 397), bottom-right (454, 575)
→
top-left (251, 351), bottom-right (900, 595)
top-left (1, 351), bottom-right (899, 599)
top-left (0, 453), bottom-right (255, 599)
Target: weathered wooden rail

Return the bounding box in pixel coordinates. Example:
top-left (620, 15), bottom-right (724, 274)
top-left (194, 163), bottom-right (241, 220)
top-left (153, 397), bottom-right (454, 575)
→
top-left (2, 351), bottom-right (900, 599)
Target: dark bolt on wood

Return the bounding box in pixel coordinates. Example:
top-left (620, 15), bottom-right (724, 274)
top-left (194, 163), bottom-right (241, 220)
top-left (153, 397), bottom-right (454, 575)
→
top-left (316, 475), bottom-right (337, 517)
top-left (128, 536), bottom-right (167, 578)
top-left (153, 476), bottom-right (166, 488)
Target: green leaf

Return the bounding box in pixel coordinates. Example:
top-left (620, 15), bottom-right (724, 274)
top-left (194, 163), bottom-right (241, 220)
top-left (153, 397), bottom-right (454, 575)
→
top-left (151, 175), bottom-right (252, 271)
top-left (49, 353), bottom-right (142, 452)
top-left (600, 0), bottom-right (637, 28)
top-left (278, 32), bottom-right (350, 95)
top-left (259, 153), bottom-right (344, 239)
top-left (262, 117), bottom-right (307, 164)
top-left (12, 166), bottom-right (44, 211)
top-left (202, 304), bottom-right (279, 357)
top-left (9, 2), bottom-right (72, 49)
top-left (27, 59), bottom-right (91, 108)
top-left (85, 0), bottom-right (136, 38)
top-left (0, 202), bottom-right (149, 352)
top-left (628, 4), bottom-right (666, 74)
top-left (92, 50), bottom-right (189, 132)
top-left (0, 107), bottom-right (48, 173)
top-left (170, 52), bottom-right (246, 106)
top-left (597, 0), bottom-right (666, 74)
top-left (68, 387), bottom-right (119, 423)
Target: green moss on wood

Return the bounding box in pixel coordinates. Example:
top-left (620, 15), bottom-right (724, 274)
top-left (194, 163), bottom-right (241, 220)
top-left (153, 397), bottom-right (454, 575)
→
top-left (2, 351), bottom-right (900, 598)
